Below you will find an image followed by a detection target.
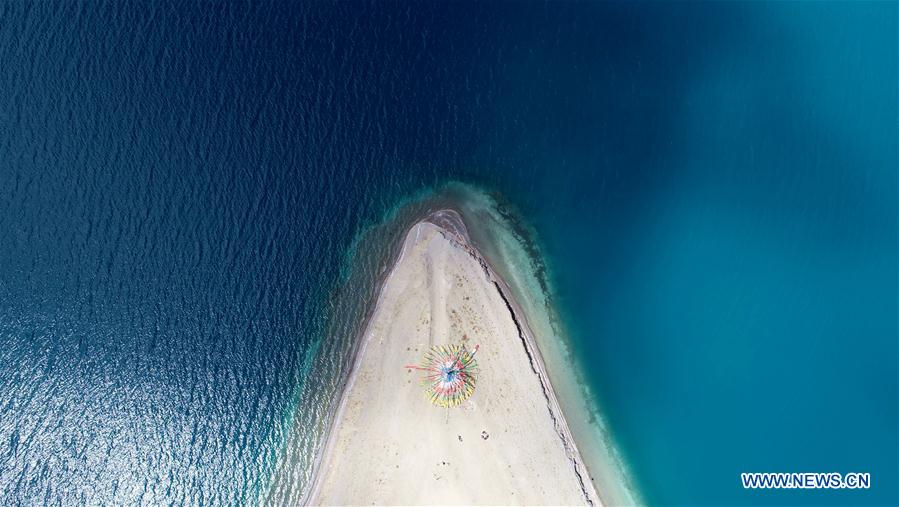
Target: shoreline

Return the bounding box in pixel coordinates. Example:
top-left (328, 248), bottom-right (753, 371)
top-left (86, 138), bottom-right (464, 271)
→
top-left (298, 212), bottom-right (425, 506)
top-left (303, 209), bottom-right (602, 505)
top-left (435, 210), bottom-right (598, 503)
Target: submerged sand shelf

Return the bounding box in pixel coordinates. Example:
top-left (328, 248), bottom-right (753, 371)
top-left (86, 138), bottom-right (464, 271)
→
top-left (307, 211), bottom-right (600, 506)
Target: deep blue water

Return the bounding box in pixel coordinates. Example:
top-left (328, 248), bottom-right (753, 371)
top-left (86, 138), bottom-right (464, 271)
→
top-left (1, 2), bottom-right (896, 505)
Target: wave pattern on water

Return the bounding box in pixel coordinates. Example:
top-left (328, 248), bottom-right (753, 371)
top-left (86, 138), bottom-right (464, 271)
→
top-left (1, 2), bottom-right (895, 506)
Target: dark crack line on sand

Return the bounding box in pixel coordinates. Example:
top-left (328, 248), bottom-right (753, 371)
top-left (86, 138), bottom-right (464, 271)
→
top-left (490, 280), bottom-right (594, 507)
top-left (439, 229), bottom-right (595, 507)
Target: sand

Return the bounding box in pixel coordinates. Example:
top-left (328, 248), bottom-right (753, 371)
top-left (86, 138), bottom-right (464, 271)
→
top-left (307, 211), bottom-right (601, 506)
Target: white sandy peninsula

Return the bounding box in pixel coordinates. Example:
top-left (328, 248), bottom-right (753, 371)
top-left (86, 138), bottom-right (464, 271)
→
top-left (307, 211), bottom-right (601, 506)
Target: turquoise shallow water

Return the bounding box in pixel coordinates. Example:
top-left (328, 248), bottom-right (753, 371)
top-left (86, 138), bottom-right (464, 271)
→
top-left (1, 2), bottom-right (896, 505)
